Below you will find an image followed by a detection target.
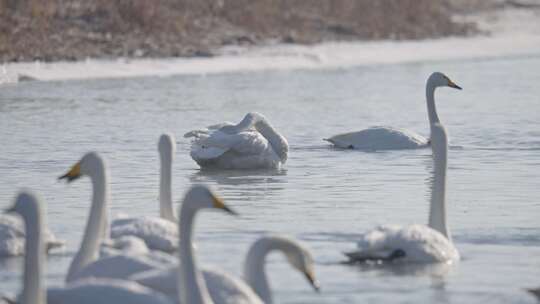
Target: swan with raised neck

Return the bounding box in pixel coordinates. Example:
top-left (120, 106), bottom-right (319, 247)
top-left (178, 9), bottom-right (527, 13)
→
top-left (5, 191), bottom-right (46, 304)
top-left (59, 152), bottom-right (110, 282)
top-left (178, 185), bottom-right (238, 304)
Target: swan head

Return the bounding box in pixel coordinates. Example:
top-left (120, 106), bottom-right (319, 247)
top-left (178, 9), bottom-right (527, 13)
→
top-left (182, 185), bottom-right (238, 216)
top-left (5, 191), bottom-right (40, 222)
top-left (58, 152), bottom-right (105, 183)
top-left (282, 238), bottom-right (320, 292)
top-left (428, 72), bottom-right (462, 90)
top-left (158, 133), bottom-right (176, 160)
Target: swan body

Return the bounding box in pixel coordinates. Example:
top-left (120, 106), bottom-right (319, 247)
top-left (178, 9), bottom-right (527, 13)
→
top-left (325, 126), bottom-right (428, 150)
top-left (0, 215), bottom-right (64, 257)
top-left (185, 113), bottom-right (288, 169)
top-left (326, 72), bottom-right (462, 150)
top-left (5, 191), bottom-right (173, 304)
top-left (345, 122), bottom-right (460, 264)
top-left (110, 134), bottom-right (178, 253)
top-left (131, 235), bottom-right (319, 304)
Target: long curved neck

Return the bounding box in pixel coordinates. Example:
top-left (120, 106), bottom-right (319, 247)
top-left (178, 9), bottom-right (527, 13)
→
top-left (428, 126), bottom-right (450, 240)
top-left (21, 206), bottom-right (45, 304)
top-left (255, 120), bottom-right (289, 163)
top-left (244, 239), bottom-right (274, 304)
top-left (178, 206), bottom-right (213, 304)
top-left (426, 81), bottom-right (440, 127)
top-left (66, 163), bottom-right (109, 282)
top-left (159, 154), bottom-right (175, 221)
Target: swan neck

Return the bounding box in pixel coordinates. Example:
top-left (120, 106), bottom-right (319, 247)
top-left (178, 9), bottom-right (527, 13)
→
top-left (244, 240), bottom-right (274, 304)
top-left (159, 154), bottom-right (175, 221)
top-left (255, 120), bottom-right (289, 163)
top-left (22, 207), bottom-right (45, 304)
top-left (426, 82), bottom-right (440, 126)
top-left (178, 206), bottom-right (213, 304)
top-left (66, 162), bottom-right (109, 282)
top-left (428, 131), bottom-right (450, 240)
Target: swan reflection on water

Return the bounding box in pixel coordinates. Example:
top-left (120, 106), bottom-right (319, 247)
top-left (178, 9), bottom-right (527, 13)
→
top-left (189, 169), bottom-right (288, 202)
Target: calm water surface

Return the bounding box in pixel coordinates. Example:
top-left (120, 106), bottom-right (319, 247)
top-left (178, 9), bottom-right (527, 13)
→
top-left (0, 55), bottom-right (539, 303)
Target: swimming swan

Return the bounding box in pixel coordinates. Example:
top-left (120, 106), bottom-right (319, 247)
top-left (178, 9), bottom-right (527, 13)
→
top-left (325, 72), bottom-right (462, 150)
top-left (59, 152), bottom-right (172, 283)
top-left (110, 133), bottom-right (178, 253)
top-left (184, 112), bottom-right (288, 169)
top-left (345, 123), bottom-right (460, 263)
top-left (0, 213), bottom-right (64, 258)
top-left (131, 235), bottom-right (320, 304)
top-left (5, 191), bottom-right (173, 304)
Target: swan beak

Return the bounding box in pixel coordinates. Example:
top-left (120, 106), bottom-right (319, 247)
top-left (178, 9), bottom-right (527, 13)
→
top-left (304, 270), bottom-right (320, 292)
top-left (58, 162), bottom-right (82, 182)
top-left (212, 195), bottom-right (238, 216)
top-left (448, 80), bottom-right (462, 90)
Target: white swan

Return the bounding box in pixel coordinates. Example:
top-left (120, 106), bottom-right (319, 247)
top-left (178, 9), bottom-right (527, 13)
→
top-left (184, 112), bottom-right (289, 169)
top-left (110, 133), bottom-right (178, 253)
top-left (131, 235), bottom-right (320, 303)
top-left (0, 213), bottom-right (64, 257)
top-left (59, 152), bottom-right (172, 283)
top-left (5, 191), bottom-right (173, 304)
top-left (345, 122), bottom-right (459, 263)
top-left (325, 72), bottom-right (462, 150)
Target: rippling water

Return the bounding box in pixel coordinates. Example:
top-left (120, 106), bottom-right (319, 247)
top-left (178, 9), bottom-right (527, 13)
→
top-left (0, 55), bottom-right (539, 303)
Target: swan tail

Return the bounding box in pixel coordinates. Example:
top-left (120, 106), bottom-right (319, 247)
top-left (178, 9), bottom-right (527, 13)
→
top-left (343, 248), bottom-right (406, 263)
top-left (46, 239), bottom-right (66, 252)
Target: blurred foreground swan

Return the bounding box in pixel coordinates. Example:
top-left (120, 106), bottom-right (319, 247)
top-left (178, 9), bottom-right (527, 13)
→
top-left (345, 122), bottom-right (460, 263)
top-left (109, 134), bottom-right (179, 253)
top-left (59, 152), bottom-right (174, 283)
top-left (132, 235), bottom-right (319, 303)
top-left (6, 191), bottom-right (172, 304)
top-left (184, 112), bottom-right (288, 169)
top-left (325, 72), bottom-right (462, 150)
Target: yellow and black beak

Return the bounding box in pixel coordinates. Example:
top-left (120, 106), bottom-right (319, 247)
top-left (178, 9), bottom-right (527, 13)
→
top-left (212, 194), bottom-right (238, 216)
top-left (304, 270), bottom-right (321, 292)
top-left (58, 162), bottom-right (82, 183)
top-left (448, 79), bottom-right (462, 90)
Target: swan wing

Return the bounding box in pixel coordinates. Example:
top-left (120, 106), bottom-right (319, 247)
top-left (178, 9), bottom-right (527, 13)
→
top-left (326, 126), bottom-right (428, 150)
top-left (132, 266), bottom-right (264, 304)
top-left (203, 266), bottom-right (264, 304)
top-left (111, 216), bottom-right (178, 253)
top-left (0, 215), bottom-right (64, 257)
top-left (346, 224), bottom-right (459, 263)
top-left (47, 278), bottom-right (173, 304)
top-left (68, 253), bottom-right (167, 282)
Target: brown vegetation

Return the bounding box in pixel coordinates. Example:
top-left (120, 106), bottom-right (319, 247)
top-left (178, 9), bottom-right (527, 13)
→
top-left (0, 0), bottom-right (476, 62)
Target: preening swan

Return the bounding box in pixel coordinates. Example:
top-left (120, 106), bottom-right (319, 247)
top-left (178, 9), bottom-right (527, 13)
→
top-left (345, 123), bottom-right (459, 263)
top-left (5, 191), bottom-right (173, 304)
top-left (59, 152), bottom-right (172, 283)
top-left (0, 213), bottom-right (64, 257)
top-left (185, 112), bottom-right (289, 169)
top-left (325, 72), bottom-right (462, 150)
top-left (131, 235), bottom-right (320, 304)
top-left (110, 133), bottom-right (178, 253)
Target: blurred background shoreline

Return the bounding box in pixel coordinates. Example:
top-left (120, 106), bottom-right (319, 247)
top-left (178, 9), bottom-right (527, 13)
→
top-left (1, 0), bottom-right (539, 82)
top-left (1, 0), bottom-right (538, 62)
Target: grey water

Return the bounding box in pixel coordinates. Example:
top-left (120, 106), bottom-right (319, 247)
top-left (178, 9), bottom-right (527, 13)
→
top-left (0, 55), bottom-right (539, 303)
